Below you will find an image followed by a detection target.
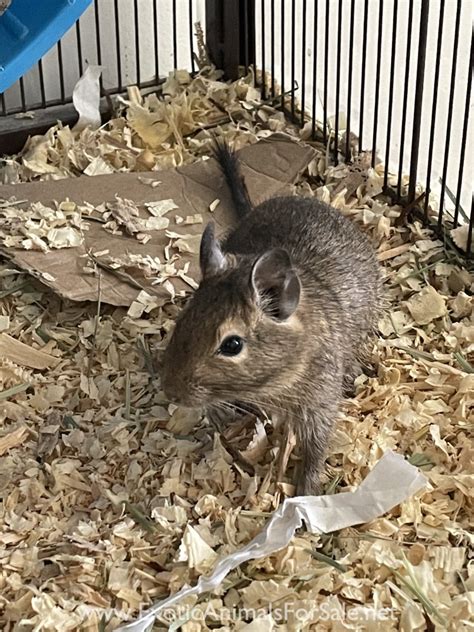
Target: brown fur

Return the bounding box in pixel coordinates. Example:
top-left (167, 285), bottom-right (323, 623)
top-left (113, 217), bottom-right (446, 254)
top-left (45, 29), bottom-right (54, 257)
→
top-left (161, 142), bottom-right (382, 495)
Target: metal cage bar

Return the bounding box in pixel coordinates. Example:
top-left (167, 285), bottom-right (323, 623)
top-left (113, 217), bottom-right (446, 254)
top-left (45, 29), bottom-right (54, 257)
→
top-left (396, 0), bottom-right (414, 200)
top-left (334, 0), bottom-right (342, 164)
top-left (358, 0), bottom-right (369, 155)
top-left (371, 0), bottom-right (384, 169)
top-left (407, 0), bottom-right (430, 205)
top-left (438, 0), bottom-right (462, 228)
top-left (383, 0), bottom-right (398, 191)
top-left (423, 0), bottom-right (445, 219)
top-left (345, 0), bottom-right (355, 161)
top-left (454, 32), bottom-right (473, 228)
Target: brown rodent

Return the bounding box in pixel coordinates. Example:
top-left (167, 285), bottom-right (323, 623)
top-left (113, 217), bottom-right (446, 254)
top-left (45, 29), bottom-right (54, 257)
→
top-left (161, 140), bottom-right (382, 495)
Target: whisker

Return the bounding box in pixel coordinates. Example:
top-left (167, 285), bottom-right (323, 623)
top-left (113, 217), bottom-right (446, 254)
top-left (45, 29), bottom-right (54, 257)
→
top-left (236, 397), bottom-right (294, 417)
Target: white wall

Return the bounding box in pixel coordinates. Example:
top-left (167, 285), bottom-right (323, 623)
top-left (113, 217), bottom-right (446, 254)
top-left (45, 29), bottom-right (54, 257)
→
top-left (256, 0), bottom-right (473, 218)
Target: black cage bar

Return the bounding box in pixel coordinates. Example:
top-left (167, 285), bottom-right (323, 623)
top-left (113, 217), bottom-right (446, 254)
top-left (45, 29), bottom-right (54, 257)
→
top-left (0, 0), bottom-right (472, 258)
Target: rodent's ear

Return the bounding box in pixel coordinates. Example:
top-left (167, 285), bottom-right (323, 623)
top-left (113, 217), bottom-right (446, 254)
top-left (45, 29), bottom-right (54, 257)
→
top-left (251, 248), bottom-right (301, 320)
top-left (200, 222), bottom-right (226, 279)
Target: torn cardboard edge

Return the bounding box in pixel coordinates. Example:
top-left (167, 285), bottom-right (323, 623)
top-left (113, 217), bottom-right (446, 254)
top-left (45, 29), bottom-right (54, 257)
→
top-left (0, 134), bottom-right (316, 307)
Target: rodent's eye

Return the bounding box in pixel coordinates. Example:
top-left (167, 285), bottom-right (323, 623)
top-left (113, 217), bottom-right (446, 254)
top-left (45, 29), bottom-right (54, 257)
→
top-left (218, 335), bottom-right (244, 357)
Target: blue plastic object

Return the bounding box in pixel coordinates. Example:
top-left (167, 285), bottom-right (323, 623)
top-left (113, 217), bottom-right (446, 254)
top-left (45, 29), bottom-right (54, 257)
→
top-left (0, 0), bottom-right (93, 94)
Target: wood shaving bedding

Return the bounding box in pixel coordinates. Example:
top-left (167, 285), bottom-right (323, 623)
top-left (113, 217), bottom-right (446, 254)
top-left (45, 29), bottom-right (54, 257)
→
top-left (0, 68), bottom-right (472, 632)
top-left (1, 68), bottom-right (291, 185)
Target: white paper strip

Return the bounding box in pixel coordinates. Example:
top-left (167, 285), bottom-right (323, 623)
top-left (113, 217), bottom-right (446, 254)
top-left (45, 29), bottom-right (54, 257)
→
top-left (116, 451), bottom-right (427, 632)
top-left (72, 65), bottom-right (102, 131)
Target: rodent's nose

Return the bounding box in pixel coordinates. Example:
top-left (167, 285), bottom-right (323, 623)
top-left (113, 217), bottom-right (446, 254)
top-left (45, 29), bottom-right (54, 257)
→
top-left (162, 374), bottom-right (203, 408)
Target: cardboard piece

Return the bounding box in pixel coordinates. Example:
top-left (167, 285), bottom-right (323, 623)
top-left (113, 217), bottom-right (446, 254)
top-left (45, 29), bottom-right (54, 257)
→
top-left (0, 134), bottom-right (315, 306)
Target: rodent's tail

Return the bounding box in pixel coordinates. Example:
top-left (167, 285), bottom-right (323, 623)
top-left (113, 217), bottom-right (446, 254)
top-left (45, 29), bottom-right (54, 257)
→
top-left (212, 139), bottom-right (253, 220)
